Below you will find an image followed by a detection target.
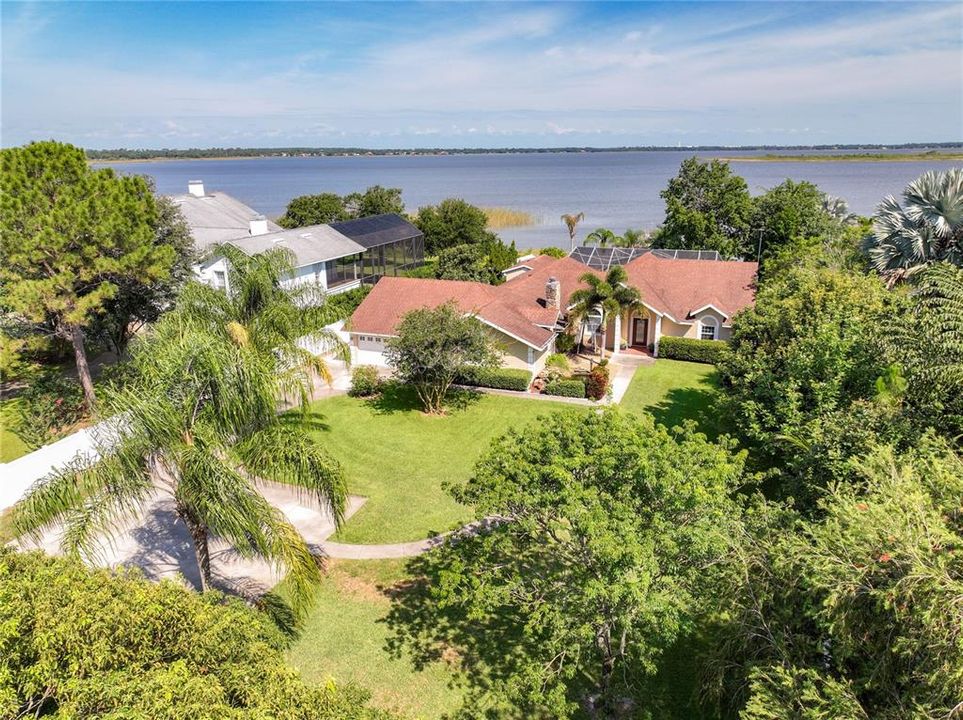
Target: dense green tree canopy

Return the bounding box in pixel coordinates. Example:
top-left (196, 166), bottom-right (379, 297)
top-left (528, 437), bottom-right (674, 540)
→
top-left (345, 185), bottom-right (405, 218)
top-left (0, 549), bottom-right (391, 720)
top-left (277, 185), bottom-right (404, 229)
top-left (655, 157), bottom-right (753, 257)
top-left (0, 141), bottom-right (175, 407)
top-left (428, 409), bottom-right (744, 717)
top-left (383, 301), bottom-right (499, 414)
top-left (93, 192), bottom-right (197, 354)
top-left (885, 262), bottom-right (963, 443)
top-left (413, 198), bottom-right (492, 255)
top-left (718, 265), bottom-right (902, 501)
top-left (751, 179), bottom-right (835, 261)
top-left (707, 443), bottom-right (963, 720)
top-left (277, 192), bottom-right (350, 228)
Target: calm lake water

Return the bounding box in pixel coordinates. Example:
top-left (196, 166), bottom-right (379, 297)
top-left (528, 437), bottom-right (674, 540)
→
top-left (98, 150), bottom-right (961, 250)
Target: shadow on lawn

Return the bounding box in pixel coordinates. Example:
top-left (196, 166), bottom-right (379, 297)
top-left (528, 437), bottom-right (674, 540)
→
top-left (379, 547), bottom-right (536, 718)
top-left (380, 537), bottom-right (714, 719)
top-left (647, 385), bottom-right (725, 439)
top-left (363, 382), bottom-right (483, 416)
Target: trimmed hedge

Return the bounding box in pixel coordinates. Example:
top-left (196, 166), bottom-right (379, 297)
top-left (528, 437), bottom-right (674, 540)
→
top-left (658, 336), bottom-right (727, 364)
top-left (348, 365), bottom-right (380, 397)
top-left (544, 379), bottom-right (586, 398)
top-left (456, 366), bottom-right (531, 392)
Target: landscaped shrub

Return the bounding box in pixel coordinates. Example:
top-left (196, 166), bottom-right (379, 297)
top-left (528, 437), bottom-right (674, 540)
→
top-left (16, 370), bottom-right (88, 447)
top-left (585, 361), bottom-right (610, 401)
top-left (456, 366), bottom-right (531, 392)
top-left (323, 285), bottom-right (372, 322)
top-left (659, 336), bottom-right (727, 364)
top-left (544, 353), bottom-right (570, 380)
top-left (554, 333), bottom-right (577, 354)
top-left (544, 379), bottom-right (586, 398)
top-left (348, 365), bottom-right (381, 397)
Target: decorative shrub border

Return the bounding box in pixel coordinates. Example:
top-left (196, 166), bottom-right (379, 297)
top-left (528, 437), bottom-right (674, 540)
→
top-left (543, 379), bottom-right (586, 398)
top-left (456, 366), bottom-right (532, 392)
top-left (658, 337), bottom-right (727, 364)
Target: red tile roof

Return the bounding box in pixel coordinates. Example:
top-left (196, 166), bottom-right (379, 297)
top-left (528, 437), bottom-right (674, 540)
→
top-left (348, 253), bottom-right (757, 348)
top-left (621, 254), bottom-right (757, 323)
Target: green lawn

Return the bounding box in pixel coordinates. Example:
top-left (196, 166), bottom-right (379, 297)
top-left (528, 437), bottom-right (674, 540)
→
top-left (619, 360), bottom-right (723, 438)
top-left (0, 399), bottom-right (30, 463)
top-left (287, 559), bottom-right (463, 719)
top-left (309, 385), bottom-right (568, 544)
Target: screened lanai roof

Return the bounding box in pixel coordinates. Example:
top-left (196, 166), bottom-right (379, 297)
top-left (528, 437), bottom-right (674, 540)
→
top-left (569, 246), bottom-right (722, 271)
top-left (329, 213), bottom-right (422, 249)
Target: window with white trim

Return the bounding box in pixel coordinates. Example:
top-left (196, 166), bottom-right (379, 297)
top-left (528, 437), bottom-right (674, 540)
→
top-left (700, 316), bottom-right (718, 341)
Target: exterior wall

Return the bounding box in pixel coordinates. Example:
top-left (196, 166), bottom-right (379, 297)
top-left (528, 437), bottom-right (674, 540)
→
top-left (195, 258), bottom-right (361, 296)
top-left (353, 333), bottom-right (389, 352)
top-left (691, 308), bottom-right (729, 341)
top-left (349, 327), bottom-right (549, 376)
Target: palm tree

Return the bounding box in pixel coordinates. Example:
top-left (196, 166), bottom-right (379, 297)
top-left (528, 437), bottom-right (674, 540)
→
top-left (569, 265), bottom-right (642, 359)
top-left (820, 193), bottom-right (856, 226)
top-left (182, 244), bottom-right (349, 397)
top-left (866, 168), bottom-right (963, 286)
top-left (621, 228), bottom-right (650, 248)
top-left (561, 212), bottom-right (585, 251)
top-left (13, 251), bottom-right (350, 617)
top-left (585, 228), bottom-right (620, 247)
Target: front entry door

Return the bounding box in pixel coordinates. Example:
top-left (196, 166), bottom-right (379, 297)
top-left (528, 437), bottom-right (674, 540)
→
top-left (632, 317), bottom-right (649, 347)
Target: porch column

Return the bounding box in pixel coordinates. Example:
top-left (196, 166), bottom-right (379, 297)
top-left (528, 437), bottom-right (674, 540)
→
top-left (653, 315), bottom-right (663, 357)
top-left (612, 313), bottom-right (622, 357)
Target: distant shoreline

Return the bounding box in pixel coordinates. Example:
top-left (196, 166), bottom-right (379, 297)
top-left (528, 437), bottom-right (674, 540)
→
top-left (86, 143), bottom-right (962, 163)
top-left (720, 151), bottom-right (963, 163)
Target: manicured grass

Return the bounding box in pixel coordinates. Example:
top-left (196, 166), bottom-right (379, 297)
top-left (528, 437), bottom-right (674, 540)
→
top-left (287, 559), bottom-right (463, 719)
top-left (619, 360), bottom-right (723, 438)
top-left (309, 385), bottom-right (568, 544)
top-left (0, 399), bottom-right (30, 464)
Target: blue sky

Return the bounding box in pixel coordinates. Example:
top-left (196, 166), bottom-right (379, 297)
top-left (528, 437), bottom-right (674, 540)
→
top-left (2, 1), bottom-right (961, 148)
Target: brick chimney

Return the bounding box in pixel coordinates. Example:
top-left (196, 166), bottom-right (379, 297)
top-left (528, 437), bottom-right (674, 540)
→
top-left (188, 180), bottom-right (205, 197)
top-left (249, 214), bottom-right (269, 236)
top-left (545, 276), bottom-right (561, 309)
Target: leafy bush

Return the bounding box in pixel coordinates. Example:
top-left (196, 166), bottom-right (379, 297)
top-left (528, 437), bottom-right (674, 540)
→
top-left (544, 353), bottom-right (570, 380)
top-left (554, 332), bottom-right (577, 354)
top-left (0, 549), bottom-right (392, 719)
top-left (323, 285), bottom-right (372, 322)
top-left (538, 246), bottom-right (567, 259)
top-left (544, 379), bottom-right (586, 398)
top-left (585, 361), bottom-right (610, 401)
top-left (456, 366), bottom-right (531, 392)
top-left (16, 370), bottom-right (87, 447)
top-left (348, 365), bottom-right (381, 397)
top-left (659, 336), bottom-right (727, 364)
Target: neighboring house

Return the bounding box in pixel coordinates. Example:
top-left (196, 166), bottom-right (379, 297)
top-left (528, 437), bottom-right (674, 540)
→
top-left (172, 181), bottom-right (425, 296)
top-left (171, 180), bottom-right (282, 253)
top-left (348, 249), bottom-right (757, 374)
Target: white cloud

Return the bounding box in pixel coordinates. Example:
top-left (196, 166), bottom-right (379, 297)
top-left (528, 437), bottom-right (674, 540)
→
top-left (2, 3), bottom-right (960, 147)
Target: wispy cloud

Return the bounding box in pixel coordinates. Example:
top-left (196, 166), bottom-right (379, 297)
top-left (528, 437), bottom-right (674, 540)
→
top-left (2, 1), bottom-right (960, 147)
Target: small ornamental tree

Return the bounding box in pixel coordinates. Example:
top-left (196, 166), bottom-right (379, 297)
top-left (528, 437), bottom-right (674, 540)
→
top-left (429, 409), bottom-right (745, 717)
top-left (383, 302), bottom-right (499, 414)
top-left (0, 141), bottom-right (174, 409)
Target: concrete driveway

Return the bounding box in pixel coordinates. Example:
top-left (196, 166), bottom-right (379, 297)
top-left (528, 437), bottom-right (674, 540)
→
top-left (19, 482), bottom-right (366, 599)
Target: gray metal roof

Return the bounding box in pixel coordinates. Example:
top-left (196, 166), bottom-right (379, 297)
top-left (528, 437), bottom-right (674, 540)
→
top-left (171, 191), bottom-right (282, 250)
top-left (224, 225), bottom-right (365, 268)
top-left (329, 213), bottom-right (422, 249)
top-left (569, 246), bottom-right (722, 271)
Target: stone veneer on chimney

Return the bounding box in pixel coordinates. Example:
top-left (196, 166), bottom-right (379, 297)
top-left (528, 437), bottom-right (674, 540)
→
top-left (545, 276), bottom-right (560, 309)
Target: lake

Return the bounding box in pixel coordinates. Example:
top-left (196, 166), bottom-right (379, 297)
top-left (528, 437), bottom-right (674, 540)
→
top-left (97, 150), bottom-right (961, 250)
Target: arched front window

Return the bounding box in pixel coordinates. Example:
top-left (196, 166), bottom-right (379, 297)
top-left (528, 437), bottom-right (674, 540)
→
top-left (700, 316), bottom-right (718, 341)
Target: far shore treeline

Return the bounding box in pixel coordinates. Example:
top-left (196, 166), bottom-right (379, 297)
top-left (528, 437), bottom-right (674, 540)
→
top-left (85, 142), bottom-right (963, 162)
